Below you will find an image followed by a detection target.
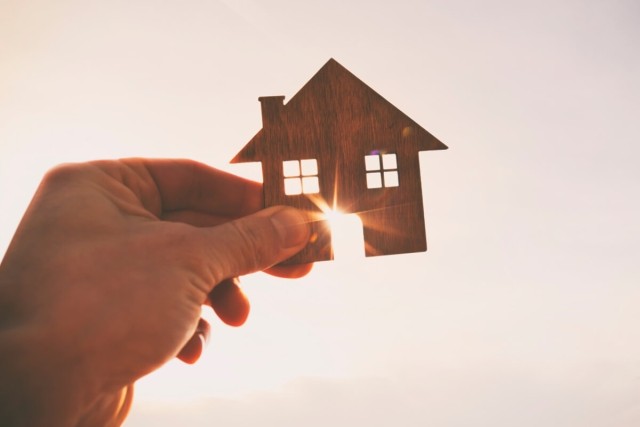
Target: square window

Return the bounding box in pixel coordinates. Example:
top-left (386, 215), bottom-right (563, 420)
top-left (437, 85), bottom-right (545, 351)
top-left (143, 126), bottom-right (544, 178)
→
top-left (300, 158), bottom-right (318, 176)
top-left (283, 160), bottom-right (300, 177)
top-left (382, 153), bottom-right (397, 170)
top-left (365, 155), bottom-right (380, 171)
top-left (366, 172), bottom-right (382, 189)
top-left (284, 177), bottom-right (302, 195)
top-left (384, 171), bottom-right (399, 187)
top-left (302, 176), bottom-right (320, 194)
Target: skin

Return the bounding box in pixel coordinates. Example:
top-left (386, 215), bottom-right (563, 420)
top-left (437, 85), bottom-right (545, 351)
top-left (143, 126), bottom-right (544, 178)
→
top-left (0, 159), bottom-right (312, 426)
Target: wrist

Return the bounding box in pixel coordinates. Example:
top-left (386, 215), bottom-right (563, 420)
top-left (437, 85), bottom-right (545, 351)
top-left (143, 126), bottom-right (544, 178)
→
top-left (0, 322), bottom-right (103, 426)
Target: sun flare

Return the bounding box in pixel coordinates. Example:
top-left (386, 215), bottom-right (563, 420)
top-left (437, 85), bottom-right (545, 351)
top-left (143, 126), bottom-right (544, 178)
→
top-left (323, 209), bottom-right (365, 261)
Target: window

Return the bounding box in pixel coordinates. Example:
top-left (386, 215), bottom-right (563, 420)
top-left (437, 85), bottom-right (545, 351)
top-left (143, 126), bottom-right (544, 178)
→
top-left (283, 159), bottom-right (320, 195)
top-left (365, 153), bottom-right (399, 189)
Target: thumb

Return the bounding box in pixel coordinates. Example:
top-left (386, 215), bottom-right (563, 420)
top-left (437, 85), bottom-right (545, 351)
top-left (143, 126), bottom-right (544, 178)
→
top-left (201, 206), bottom-right (310, 283)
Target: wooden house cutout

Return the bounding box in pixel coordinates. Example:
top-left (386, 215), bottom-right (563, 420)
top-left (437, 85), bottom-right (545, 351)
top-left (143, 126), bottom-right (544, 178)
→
top-left (231, 59), bottom-right (447, 264)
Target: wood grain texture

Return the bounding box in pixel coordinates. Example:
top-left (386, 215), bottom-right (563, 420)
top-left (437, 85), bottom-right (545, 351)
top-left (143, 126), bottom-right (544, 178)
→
top-left (231, 59), bottom-right (447, 264)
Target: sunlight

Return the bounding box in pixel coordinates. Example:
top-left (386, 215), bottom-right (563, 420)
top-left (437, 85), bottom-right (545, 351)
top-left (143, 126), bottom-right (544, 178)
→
top-left (324, 209), bottom-right (365, 261)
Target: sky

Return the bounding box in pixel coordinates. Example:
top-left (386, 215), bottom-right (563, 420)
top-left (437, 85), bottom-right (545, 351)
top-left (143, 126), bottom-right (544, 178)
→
top-left (1, 0), bottom-right (639, 425)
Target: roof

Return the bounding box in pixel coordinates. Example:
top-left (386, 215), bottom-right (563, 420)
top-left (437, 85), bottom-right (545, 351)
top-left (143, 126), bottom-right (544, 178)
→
top-left (232, 58), bottom-right (448, 163)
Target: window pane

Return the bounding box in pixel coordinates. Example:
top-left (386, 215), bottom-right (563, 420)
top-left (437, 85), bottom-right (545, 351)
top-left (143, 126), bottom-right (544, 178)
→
top-left (382, 153), bottom-right (397, 170)
top-left (301, 158), bottom-right (318, 176)
top-left (283, 160), bottom-right (300, 177)
top-left (302, 176), bottom-right (320, 194)
top-left (366, 172), bottom-right (382, 189)
top-left (365, 155), bottom-right (380, 171)
top-left (384, 171), bottom-right (399, 187)
top-left (284, 177), bottom-right (302, 195)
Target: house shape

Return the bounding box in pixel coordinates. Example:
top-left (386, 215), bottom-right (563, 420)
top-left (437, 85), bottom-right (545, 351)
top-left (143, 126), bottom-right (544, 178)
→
top-left (231, 59), bottom-right (447, 265)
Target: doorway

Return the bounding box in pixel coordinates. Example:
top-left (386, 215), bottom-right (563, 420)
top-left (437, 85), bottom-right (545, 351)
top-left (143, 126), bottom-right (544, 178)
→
top-left (325, 211), bottom-right (365, 262)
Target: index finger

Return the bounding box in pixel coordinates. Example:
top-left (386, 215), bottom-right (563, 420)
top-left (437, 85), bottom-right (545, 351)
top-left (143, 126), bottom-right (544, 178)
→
top-left (140, 158), bottom-right (263, 217)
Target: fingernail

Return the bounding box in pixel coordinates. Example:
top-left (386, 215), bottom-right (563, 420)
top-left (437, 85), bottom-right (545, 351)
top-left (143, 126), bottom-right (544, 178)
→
top-left (197, 332), bottom-right (208, 349)
top-left (270, 207), bottom-right (310, 249)
top-left (197, 319), bottom-right (210, 346)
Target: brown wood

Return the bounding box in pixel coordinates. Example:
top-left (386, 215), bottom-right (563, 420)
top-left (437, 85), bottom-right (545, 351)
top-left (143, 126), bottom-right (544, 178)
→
top-left (231, 59), bottom-right (447, 264)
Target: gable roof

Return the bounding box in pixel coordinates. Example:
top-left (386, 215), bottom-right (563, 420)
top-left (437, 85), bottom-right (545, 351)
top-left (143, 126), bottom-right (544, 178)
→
top-left (232, 58), bottom-right (448, 163)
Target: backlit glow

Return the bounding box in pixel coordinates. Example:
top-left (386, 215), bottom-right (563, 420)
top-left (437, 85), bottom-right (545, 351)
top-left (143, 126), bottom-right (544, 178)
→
top-left (324, 209), bottom-right (365, 261)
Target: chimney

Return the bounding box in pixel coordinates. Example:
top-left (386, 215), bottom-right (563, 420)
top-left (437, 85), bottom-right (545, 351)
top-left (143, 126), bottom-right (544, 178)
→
top-left (258, 96), bottom-right (285, 129)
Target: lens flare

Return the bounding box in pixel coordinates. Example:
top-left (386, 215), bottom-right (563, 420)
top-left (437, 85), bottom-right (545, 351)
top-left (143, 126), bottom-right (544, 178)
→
top-left (323, 209), bottom-right (365, 261)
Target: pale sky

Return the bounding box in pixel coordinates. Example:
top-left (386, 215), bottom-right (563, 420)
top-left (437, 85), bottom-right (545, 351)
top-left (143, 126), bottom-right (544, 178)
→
top-left (1, 0), bottom-right (639, 426)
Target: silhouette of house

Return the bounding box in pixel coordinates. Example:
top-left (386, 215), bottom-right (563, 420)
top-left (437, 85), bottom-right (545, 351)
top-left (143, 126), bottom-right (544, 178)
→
top-left (231, 59), bottom-right (447, 264)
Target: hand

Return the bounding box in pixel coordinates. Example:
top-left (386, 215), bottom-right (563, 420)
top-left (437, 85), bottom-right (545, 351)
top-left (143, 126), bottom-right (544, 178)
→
top-left (0, 159), bottom-right (312, 426)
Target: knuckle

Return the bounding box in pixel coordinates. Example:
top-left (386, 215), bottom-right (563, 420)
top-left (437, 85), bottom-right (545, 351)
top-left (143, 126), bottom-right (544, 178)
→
top-left (166, 225), bottom-right (205, 266)
top-left (42, 162), bottom-right (86, 184)
top-left (227, 221), bottom-right (261, 271)
top-left (227, 217), bottom-right (273, 273)
top-left (42, 162), bottom-right (109, 191)
top-left (149, 224), bottom-right (215, 294)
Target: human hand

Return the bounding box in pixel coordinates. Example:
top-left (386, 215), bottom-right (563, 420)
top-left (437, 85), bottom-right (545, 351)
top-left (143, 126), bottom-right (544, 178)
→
top-left (0, 159), bottom-right (311, 426)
